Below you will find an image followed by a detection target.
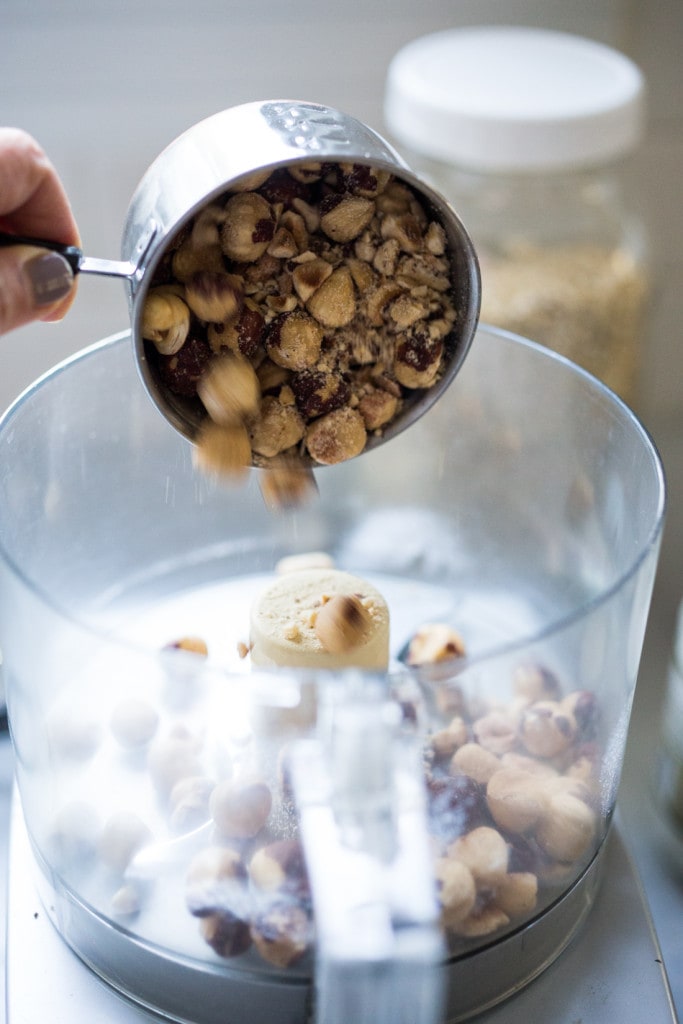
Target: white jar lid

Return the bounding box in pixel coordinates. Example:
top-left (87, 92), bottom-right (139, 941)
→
top-left (384, 27), bottom-right (645, 172)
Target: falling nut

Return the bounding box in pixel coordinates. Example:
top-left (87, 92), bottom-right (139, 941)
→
top-left (198, 353), bottom-right (261, 425)
top-left (184, 271), bottom-right (244, 324)
top-left (314, 594), bottom-right (372, 653)
top-left (259, 463), bottom-right (318, 512)
top-left (194, 420), bottom-right (252, 478)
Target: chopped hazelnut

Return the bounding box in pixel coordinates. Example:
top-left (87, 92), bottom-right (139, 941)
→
top-left (320, 193), bottom-right (375, 243)
top-left (358, 386), bottom-right (399, 431)
top-left (291, 257), bottom-right (333, 303)
top-left (306, 266), bottom-right (357, 328)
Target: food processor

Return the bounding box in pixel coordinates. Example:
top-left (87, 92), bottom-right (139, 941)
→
top-left (0, 320), bottom-right (665, 1022)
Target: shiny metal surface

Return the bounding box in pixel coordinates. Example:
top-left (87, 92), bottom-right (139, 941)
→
top-left (119, 100), bottom-right (481, 450)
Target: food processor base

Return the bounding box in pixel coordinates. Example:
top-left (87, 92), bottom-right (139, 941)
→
top-left (7, 792), bottom-right (677, 1024)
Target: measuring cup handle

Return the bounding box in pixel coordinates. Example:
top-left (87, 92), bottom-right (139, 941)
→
top-left (0, 230), bottom-right (134, 279)
top-left (291, 676), bottom-right (445, 1024)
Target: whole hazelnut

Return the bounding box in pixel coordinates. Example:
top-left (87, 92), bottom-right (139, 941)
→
top-left (486, 768), bottom-right (547, 835)
top-left (200, 912), bottom-right (252, 959)
top-left (535, 793), bottom-right (596, 863)
top-left (98, 811), bottom-right (152, 874)
top-left (147, 730), bottom-right (203, 796)
top-left (266, 311), bottom-right (323, 371)
top-left (519, 701), bottom-right (577, 759)
top-left (186, 845), bottom-right (248, 917)
top-left (472, 712), bottom-right (518, 756)
top-left (248, 839), bottom-right (310, 901)
top-left (221, 192), bottom-right (275, 262)
top-left (448, 826), bottom-right (509, 887)
top-left (305, 406), bottom-right (367, 465)
top-left (403, 623), bottom-right (465, 667)
top-left (141, 287), bottom-right (190, 355)
top-left (250, 901), bottom-right (311, 968)
top-left (434, 856), bottom-right (476, 928)
top-left (450, 742), bottom-right (500, 785)
top-left (249, 396), bottom-right (306, 459)
top-left (496, 871), bottom-right (538, 918)
top-left (210, 778), bottom-right (272, 840)
top-left (169, 775), bottom-right (215, 832)
top-left (291, 369), bottom-right (350, 419)
top-left (110, 698), bottom-right (159, 749)
top-left (314, 594), bottom-right (372, 653)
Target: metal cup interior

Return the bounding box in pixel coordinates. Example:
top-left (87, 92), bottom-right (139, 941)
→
top-left (120, 101), bottom-right (481, 458)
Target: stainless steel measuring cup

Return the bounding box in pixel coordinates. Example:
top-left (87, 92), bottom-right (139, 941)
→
top-left (1, 100), bottom-right (480, 457)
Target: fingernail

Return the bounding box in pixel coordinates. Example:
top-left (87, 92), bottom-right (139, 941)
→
top-left (25, 251), bottom-right (74, 307)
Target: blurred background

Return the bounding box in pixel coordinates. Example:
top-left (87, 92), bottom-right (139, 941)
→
top-left (2, 0), bottom-right (682, 1017)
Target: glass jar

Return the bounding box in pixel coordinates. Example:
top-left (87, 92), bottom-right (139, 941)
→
top-left (384, 26), bottom-right (649, 406)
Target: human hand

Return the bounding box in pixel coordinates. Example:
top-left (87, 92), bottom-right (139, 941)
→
top-left (0, 127), bottom-right (80, 335)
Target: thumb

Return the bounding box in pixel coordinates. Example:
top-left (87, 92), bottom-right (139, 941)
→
top-left (0, 245), bottom-right (75, 335)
